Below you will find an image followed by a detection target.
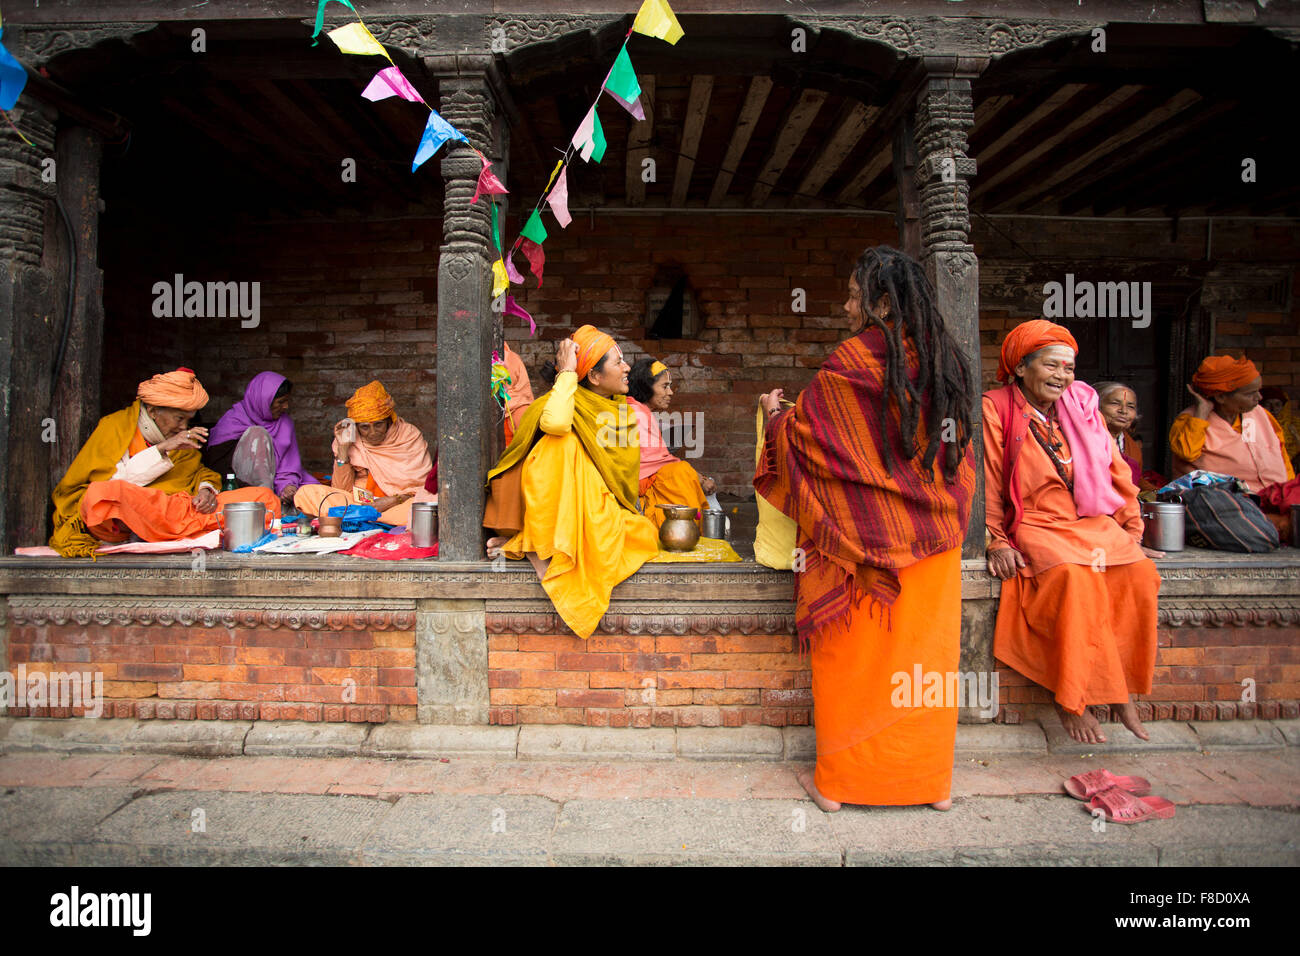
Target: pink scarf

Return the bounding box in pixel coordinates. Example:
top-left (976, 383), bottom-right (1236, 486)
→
top-left (1055, 382), bottom-right (1127, 516)
top-left (629, 398), bottom-right (678, 482)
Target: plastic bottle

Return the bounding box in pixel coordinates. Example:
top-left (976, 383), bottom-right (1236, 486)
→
top-left (222, 473), bottom-right (238, 492)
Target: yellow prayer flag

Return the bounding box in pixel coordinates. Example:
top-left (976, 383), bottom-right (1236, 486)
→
top-left (327, 22), bottom-right (393, 61)
top-left (545, 159), bottom-right (564, 191)
top-left (632, 0), bottom-right (684, 45)
top-left (491, 258), bottom-right (509, 298)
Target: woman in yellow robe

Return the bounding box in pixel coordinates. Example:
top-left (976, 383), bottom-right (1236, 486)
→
top-left (484, 326), bottom-right (658, 640)
top-left (626, 357), bottom-right (713, 530)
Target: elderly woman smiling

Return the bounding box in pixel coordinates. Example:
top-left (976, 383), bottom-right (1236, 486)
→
top-left (983, 321), bottom-right (1163, 746)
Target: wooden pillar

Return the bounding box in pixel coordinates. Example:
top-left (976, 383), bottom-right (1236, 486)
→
top-left (50, 125), bottom-right (106, 486)
top-left (0, 100), bottom-right (60, 552)
top-left (428, 61), bottom-right (503, 561)
top-left (913, 57), bottom-right (987, 559)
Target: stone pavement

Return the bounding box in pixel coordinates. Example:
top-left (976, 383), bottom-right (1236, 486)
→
top-left (1, 717), bottom-right (1298, 865)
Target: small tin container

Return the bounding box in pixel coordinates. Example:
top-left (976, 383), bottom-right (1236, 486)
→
top-left (701, 509), bottom-right (726, 539)
top-left (411, 502), bottom-right (438, 548)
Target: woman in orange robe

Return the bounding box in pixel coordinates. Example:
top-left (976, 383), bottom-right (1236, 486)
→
top-left (755, 247), bottom-right (975, 812)
top-left (985, 321), bottom-right (1163, 746)
top-left (50, 368), bottom-right (279, 556)
top-left (626, 357), bottom-right (713, 530)
top-left (293, 380), bottom-right (436, 527)
top-left (484, 326), bottom-right (659, 640)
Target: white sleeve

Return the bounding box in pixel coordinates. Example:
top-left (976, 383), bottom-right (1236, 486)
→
top-left (112, 446), bottom-right (174, 486)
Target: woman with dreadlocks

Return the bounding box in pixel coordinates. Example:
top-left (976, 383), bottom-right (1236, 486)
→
top-left (755, 246), bottom-right (975, 812)
top-left (985, 321), bottom-right (1162, 748)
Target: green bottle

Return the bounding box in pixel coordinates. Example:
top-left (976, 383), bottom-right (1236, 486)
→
top-left (222, 473), bottom-right (238, 492)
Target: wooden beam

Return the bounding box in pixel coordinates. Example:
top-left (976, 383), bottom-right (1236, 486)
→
top-left (747, 87), bottom-right (826, 207)
top-left (625, 75), bottom-right (656, 207)
top-left (670, 74), bottom-right (713, 207)
top-left (158, 95), bottom-right (307, 198)
top-left (892, 116), bottom-right (921, 258)
top-left (834, 138), bottom-right (893, 206)
top-left (707, 75), bottom-right (772, 207)
top-left (973, 83), bottom-right (1087, 167)
top-left (1009, 88), bottom-right (1203, 211)
top-left (971, 85), bottom-right (1145, 200)
top-left (794, 100), bottom-right (876, 203)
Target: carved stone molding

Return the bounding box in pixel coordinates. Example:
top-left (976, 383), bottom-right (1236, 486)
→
top-left (6, 597), bottom-right (417, 630)
top-left (487, 17), bottom-right (621, 49)
top-left (417, 600), bottom-right (488, 724)
top-left (486, 599), bottom-right (797, 637)
top-left (12, 23), bottom-right (160, 64)
top-left (1157, 599), bottom-right (1300, 628)
top-left (800, 17), bottom-right (1098, 57)
top-left (364, 16), bottom-right (437, 54)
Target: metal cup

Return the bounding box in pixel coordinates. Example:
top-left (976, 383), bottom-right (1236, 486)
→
top-left (701, 509), bottom-right (726, 539)
top-left (1141, 501), bottom-right (1185, 552)
top-left (220, 502), bottom-right (267, 551)
top-left (411, 502), bottom-right (438, 548)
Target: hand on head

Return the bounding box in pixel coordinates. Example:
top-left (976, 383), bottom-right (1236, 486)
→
top-left (556, 339), bottom-right (578, 374)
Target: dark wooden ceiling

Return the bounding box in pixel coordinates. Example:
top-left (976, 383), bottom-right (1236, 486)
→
top-left (33, 17), bottom-right (1300, 222)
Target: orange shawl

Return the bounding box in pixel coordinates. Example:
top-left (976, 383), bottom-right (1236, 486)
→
top-left (754, 328), bottom-right (974, 644)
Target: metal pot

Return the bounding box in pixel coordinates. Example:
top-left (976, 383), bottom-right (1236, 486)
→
top-left (658, 504), bottom-right (700, 552)
top-left (220, 501), bottom-right (267, 552)
top-left (317, 491), bottom-right (346, 538)
top-left (1141, 501), bottom-right (1185, 552)
top-left (701, 509), bottom-right (727, 539)
top-left (410, 502), bottom-right (438, 548)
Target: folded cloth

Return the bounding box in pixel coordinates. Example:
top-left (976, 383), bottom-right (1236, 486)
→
top-left (338, 531), bottom-right (438, 560)
top-left (16, 531), bottom-right (222, 557)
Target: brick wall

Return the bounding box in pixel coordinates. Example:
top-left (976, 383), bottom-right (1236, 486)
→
top-left (487, 631), bottom-right (811, 727)
top-left (99, 211), bottom-right (1300, 499)
top-left (4, 620), bottom-right (416, 722)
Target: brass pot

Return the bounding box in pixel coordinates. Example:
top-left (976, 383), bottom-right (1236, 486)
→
top-left (317, 491), bottom-right (346, 538)
top-left (658, 504), bottom-right (700, 552)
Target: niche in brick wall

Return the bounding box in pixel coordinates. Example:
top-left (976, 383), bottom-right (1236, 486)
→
top-left (646, 266), bottom-right (702, 339)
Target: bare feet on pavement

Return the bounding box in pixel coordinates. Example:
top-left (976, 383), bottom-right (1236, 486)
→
top-left (1056, 702), bottom-right (1107, 744)
top-left (1116, 698), bottom-right (1150, 741)
top-left (797, 768), bottom-right (841, 812)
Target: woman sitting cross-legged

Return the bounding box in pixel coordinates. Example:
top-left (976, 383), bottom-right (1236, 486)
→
top-left (626, 357), bottom-right (714, 530)
top-left (484, 325), bottom-right (659, 640)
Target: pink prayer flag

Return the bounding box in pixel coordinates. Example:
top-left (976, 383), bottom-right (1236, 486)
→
top-left (361, 65), bottom-right (423, 103)
top-left (504, 295), bottom-right (536, 336)
top-left (472, 157), bottom-right (509, 205)
top-left (546, 165), bottom-right (573, 228)
top-left (520, 239), bottom-right (545, 288)
top-left (504, 250), bottom-right (526, 285)
top-left (570, 108), bottom-right (596, 162)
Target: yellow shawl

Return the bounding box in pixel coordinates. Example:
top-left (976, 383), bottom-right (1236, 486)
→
top-left (487, 385), bottom-right (641, 514)
top-left (50, 401), bottom-right (220, 557)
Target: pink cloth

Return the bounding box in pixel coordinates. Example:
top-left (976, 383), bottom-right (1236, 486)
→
top-left (338, 531), bottom-right (437, 560)
top-left (1056, 382), bottom-right (1127, 517)
top-left (629, 398), bottom-right (678, 482)
top-left (15, 531), bottom-right (220, 557)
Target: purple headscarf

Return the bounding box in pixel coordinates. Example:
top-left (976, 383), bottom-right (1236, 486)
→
top-left (209, 371), bottom-right (319, 495)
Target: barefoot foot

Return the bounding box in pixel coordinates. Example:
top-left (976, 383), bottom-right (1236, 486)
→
top-left (1116, 699), bottom-right (1150, 741)
top-left (486, 536), bottom-right (507, 559)
top-left (930, 798), bottom-right (952, 811)
top-left (524, 551), bottom-right (551, 581)
top-left (1056, 703), bottom-right (1107, 745)
top-left (796, 768), bottom-right (841, 812)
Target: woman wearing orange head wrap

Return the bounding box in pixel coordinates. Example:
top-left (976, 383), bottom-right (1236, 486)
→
top-left (293, 379), bottom-right (437, 527)
top-left (49, 368), bottom-right (280, 556)
top-left (984, 322), bottom-right (1162, 746)
top-left (484, 325), bottom-right (658, 640)
top-left (1170, 355), bottom-right (1293, 492)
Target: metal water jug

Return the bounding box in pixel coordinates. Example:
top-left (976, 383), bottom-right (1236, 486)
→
top-left (1141, 501), bottom-right (1185, 552)
top-left (701, 509), bottom-right (727, 539)
top-left (411, 502), bottom-right (438, 548)
top-left (220, 501), bottom-right (267, 551)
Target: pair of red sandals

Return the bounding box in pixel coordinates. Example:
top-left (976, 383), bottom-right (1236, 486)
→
top-left (1065, 769), bottom-right (1177, 824)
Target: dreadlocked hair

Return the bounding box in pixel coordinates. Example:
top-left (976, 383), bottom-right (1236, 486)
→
top-left (852, 245), bottom-right (975, 483)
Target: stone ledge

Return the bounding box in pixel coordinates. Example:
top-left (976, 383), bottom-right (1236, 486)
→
top-left (1189, 720), bottom-right (1287, 752)
top-left (1042, 719), bottom-right (1202, 755)
top-left (244, 721), bottom-right (369, 758)
top-left (677, 727), bottom-right (783, 760)
top-left (363, 725), bottom-right (518, 759)
top-left (517, 726), bottom-right (676, 760)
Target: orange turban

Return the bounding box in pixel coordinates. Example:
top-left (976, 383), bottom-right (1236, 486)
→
top-left (137, 367), bottom-right (209, 411)
top-left (1192, 355), bottom-right (1260, 396)
top-left (346, 380), bottom-right (396, 423)
top-left (572, 325), bottom-right (617, 380)
top-left (997, 320), bottom-right (1079, 383)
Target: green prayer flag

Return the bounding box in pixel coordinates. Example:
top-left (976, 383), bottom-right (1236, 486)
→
top-left (311, 0), bottom-right (357, 45)
top-left (490, 200), bottom-right (501, 252)
top-left (605, 46), bottom-right (642, 103)
top-left (520, 209), bottom-right (549, 245)
top-left (590, 109), bottom-right (607, 163)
